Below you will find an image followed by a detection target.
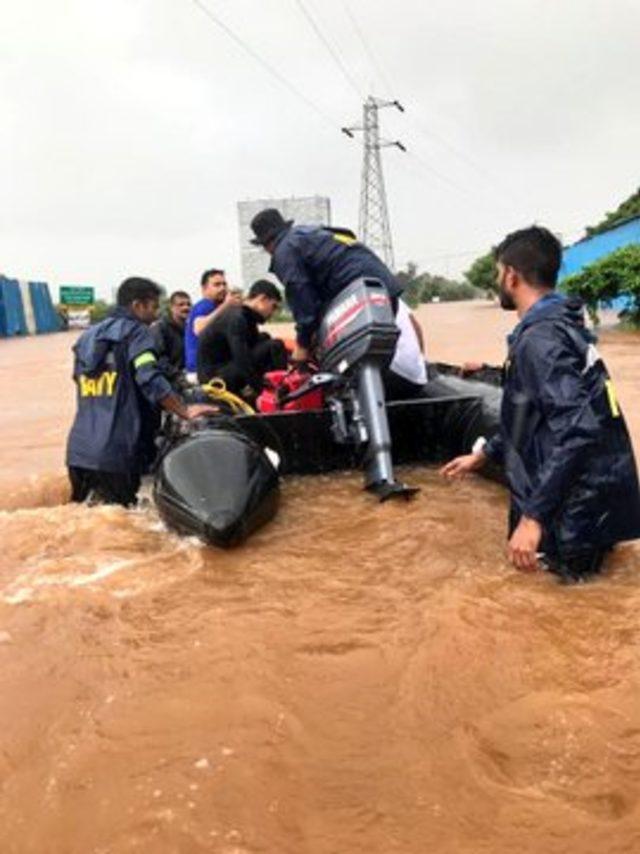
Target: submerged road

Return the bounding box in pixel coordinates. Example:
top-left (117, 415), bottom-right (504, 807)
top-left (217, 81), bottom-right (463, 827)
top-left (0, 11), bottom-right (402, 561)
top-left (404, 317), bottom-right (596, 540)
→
top-left (1, 301), bottom-right (639, 853)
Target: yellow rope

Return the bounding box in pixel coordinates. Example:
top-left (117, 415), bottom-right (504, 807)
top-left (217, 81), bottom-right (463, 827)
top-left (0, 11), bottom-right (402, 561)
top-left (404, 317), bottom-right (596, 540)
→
top-left (200, 378), bottom-right (255, 415)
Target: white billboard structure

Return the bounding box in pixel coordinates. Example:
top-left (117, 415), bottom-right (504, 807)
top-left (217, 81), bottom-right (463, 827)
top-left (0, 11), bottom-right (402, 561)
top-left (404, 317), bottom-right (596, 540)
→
top-left (237, 195), bottom-right (331, 290)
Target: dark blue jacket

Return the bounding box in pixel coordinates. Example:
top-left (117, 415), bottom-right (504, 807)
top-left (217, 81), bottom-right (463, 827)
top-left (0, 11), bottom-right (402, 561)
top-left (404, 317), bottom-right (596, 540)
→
top-left (270, 225), bottom-right (402, 347)
top-left (485, 294), bottom-right (640, 556)
top-left (66, 308), bottom-right (174, 474)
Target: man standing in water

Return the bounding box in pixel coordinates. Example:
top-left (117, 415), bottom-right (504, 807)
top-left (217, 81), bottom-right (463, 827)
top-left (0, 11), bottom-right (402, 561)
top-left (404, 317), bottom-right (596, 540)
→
top-left (67, 277), bottom-right (214, 507)
top-left (441, 226), bottom-right (640, 582)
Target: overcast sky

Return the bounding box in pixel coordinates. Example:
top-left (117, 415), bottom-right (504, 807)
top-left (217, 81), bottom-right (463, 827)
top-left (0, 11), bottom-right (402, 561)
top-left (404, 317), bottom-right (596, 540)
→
top-left (2, 0), bottom-right (639, 299)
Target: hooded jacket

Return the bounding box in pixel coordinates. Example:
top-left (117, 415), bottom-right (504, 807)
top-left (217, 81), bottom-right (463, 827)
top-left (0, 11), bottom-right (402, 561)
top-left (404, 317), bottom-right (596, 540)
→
top-left (484, 293), bottom-right (640, 555)
top-left (270, 225), bottom-right (402, 348)
top-left (66, 308), bottom-right (173, 473)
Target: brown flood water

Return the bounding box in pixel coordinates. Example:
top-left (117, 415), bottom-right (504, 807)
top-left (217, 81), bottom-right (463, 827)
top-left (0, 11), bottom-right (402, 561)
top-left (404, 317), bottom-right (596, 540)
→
top-left (1, 301), bottom-right (640, 854)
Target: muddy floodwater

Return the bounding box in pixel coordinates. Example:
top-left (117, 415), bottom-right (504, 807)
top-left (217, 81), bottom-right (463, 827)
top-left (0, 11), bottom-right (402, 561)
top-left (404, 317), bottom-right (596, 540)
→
top-left (1, 301), bottom-right (639, 854)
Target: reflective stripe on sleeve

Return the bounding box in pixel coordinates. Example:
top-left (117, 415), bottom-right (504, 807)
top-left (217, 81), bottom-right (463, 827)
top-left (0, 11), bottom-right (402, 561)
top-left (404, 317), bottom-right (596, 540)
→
top-left (133, 351), bottom-right (157, 370)
top-left (605, 379), bottom-right (621, 418)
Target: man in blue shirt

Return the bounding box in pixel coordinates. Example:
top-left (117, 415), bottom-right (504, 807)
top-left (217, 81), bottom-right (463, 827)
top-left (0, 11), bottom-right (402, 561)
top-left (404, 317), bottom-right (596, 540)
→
top-left (67, 277), bottom-right (214, 507)
top-left (184, 268), bottom-right (239, 375)
top-left (441, 226), bottom-right (640, 582)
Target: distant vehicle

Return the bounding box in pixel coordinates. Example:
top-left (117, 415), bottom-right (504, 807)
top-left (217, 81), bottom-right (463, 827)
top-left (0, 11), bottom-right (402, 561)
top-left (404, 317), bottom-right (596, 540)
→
top-left (67, 309), bottom-right (91, 329)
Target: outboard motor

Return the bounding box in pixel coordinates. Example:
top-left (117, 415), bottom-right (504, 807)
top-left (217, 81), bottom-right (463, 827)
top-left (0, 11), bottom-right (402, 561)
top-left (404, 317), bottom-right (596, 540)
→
top-left (317, 277), bottom-right (417, 500)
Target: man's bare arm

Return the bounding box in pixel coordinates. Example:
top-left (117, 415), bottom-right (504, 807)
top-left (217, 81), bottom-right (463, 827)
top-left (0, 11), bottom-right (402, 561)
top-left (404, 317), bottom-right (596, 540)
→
top-left (193, 292), bottom-right (241, 336)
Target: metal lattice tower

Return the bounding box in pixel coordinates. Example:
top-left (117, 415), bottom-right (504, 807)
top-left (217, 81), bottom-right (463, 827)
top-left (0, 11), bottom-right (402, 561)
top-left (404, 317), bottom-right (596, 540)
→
top-left (343, 96), bottom-right (405, 269)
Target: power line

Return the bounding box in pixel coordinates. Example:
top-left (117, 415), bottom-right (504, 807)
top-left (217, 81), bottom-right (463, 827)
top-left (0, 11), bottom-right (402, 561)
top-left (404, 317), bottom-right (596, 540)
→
top-left (407, 113), bottom-right (508, 195)
top-left (390, 148), bottom-right (513, 222)
top-left (405, 150), bottom-right (477, 200)
top-left (294, 0), bottom-right (363, 99)
top-left (340, 3), bottom-right (507, 198)
top-left (190, 0), bottom-right (339, 129)
top-left (415, 248), bottom-right (485, 264)
top-left (342, 1), bottom-right (396, 96)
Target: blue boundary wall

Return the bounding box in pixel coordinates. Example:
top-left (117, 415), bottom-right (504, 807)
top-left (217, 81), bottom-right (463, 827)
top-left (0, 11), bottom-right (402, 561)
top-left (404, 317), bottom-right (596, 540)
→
top-left (559, 216), bottom-right (640, 311)
top-left (29, 282), bottom-right (61, 333)
top-left (0, 278), bottom-right (28, 337)
top-left (560, 216), bottom-right (640, 279)
top-left (0, 275), bottom-right (61, 337)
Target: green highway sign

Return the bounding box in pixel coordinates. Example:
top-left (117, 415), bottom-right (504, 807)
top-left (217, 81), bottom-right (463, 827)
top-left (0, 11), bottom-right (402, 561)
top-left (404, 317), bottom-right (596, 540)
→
top-left (60, 286), bottom-right (95, 306)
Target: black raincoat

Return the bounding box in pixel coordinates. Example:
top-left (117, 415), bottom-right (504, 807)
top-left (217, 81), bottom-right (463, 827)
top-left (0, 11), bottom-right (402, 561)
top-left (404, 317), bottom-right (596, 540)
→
top-left (484, 293), bottom-right (640, 556)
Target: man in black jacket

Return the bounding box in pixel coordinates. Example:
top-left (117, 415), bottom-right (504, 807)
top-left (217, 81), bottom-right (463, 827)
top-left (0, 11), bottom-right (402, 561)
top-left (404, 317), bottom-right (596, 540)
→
top-left (197, 279), bottom-right (287, 397)
top-left (249, 208), bottom-right (402, 363)
top-left (441, 226), bottom-right (640, 582)
top-left (151, 290), bottom-right (191, 383)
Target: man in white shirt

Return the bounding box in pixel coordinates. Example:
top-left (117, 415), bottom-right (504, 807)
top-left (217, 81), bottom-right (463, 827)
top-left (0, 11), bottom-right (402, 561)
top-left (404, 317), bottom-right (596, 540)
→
top-left (385, 299), bottom-right (427, 399)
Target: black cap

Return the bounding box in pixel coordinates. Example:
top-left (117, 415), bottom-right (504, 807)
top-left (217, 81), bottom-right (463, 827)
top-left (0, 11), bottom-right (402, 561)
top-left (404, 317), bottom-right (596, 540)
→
top-left (250, 208), bottom-right (293, 246)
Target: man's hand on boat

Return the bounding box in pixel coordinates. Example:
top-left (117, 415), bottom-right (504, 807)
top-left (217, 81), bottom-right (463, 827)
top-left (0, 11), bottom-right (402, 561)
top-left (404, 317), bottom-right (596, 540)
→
top-left (185, 403), bottom-right (220, 420)
top-left (439, 451), bottom-right (486, 480)
top-left (160, 394), bottom-right (219, 421)
top-left (291, 344), bottom-right (311, 364)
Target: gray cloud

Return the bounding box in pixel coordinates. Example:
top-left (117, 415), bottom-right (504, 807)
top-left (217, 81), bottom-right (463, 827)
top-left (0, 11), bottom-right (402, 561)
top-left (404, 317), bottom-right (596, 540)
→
top-left (1, 0), bottom-right (638, 297)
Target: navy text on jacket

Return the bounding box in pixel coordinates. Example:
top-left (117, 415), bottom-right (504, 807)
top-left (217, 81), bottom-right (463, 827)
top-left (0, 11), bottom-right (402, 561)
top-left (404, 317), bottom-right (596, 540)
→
top-left (67, 308), bottom-right (173, 474)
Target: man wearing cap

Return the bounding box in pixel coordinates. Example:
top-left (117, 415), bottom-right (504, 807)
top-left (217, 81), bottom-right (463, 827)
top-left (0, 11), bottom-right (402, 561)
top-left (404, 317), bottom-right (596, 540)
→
top-left (249, 208), bottom-right (404, 364)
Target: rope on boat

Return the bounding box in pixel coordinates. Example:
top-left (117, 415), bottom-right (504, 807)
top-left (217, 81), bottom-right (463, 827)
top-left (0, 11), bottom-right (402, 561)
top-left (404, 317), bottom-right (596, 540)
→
top-left (200, 378), bottom-right (255, 415)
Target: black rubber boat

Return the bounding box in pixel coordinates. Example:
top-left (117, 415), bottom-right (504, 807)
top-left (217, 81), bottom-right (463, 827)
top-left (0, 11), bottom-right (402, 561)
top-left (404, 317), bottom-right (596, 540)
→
top-left (154, 279), bottom-right (502, 547)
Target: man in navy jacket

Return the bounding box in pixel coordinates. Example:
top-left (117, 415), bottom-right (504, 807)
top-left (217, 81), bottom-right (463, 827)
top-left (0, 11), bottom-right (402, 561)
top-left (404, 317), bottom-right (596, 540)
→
top-left (249, 208), bottom-right (402, 363)
top-left (67, 277), bottom-right (213, 506)
top-left (441, 226), bottom-right (640, 582)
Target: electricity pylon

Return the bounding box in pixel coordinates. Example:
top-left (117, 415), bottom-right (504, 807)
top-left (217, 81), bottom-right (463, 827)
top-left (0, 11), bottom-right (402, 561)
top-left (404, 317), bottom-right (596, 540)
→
top-left (342, 96), bottom-right (405, 269)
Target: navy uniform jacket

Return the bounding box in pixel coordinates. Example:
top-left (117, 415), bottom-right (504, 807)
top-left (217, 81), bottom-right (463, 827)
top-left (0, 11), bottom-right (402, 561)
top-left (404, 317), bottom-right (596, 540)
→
top-left (66, 308), bottom-right (174, 474)
top-left (485, 294), bottom-right (640, 556)
top-left (270, 225), bottom-right (402, 347)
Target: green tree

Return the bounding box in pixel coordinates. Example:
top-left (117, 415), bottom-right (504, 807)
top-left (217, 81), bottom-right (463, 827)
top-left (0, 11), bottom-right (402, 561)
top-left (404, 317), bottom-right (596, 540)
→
top-left (90, 300), bottom-right (113, 323)
top-left (564, 244), bottom-right (640, 326)
top-left (464, 251), bottom-right (497, 296)
top-left (586, 187), bottom-right (640, 237)
top-left (396, 262), bottom-right (480, 304)
top-left (396, 261), bottom-right (422, 307)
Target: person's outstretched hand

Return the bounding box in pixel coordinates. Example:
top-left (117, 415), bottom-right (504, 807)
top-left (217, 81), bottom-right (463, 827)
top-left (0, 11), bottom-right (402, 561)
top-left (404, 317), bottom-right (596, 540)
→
top-left (439, 452), bottom-right (485, 480)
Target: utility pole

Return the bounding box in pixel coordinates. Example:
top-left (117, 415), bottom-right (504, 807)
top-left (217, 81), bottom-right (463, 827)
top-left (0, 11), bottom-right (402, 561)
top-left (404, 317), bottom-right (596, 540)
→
top-left (342, 96), bottom-right (405, 269)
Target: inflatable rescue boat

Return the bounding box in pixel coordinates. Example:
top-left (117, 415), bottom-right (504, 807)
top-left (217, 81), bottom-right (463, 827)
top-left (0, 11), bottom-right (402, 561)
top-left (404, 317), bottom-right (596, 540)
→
top-left (153, 278), bottom-right (502, 547)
